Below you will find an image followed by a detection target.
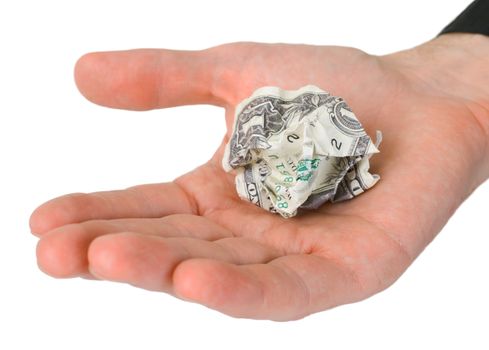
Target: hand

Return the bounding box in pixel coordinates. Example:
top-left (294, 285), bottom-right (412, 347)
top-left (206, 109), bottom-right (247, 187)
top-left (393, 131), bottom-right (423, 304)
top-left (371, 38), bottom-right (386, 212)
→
top-left (30, 34), bottom-right (489, 320)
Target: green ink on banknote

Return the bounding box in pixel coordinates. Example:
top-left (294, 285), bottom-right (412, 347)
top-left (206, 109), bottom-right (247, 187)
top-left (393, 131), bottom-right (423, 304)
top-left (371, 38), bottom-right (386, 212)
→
top-left (296, 158), bottom-right (320, 181)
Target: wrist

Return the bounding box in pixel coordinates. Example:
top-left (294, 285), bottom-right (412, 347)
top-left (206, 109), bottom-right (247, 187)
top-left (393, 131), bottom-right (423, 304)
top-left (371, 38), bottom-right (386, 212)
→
top-left (428, 34), bottom-right (489, 183)
top-left (386, 33), bottom-right (489, 105)
top-left (383, 34), bottom-right (489, 183)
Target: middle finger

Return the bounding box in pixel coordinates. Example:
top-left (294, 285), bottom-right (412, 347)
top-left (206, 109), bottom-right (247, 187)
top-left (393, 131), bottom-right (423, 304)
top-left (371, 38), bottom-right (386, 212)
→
top-left (36, 214), bottom-right (234, 278)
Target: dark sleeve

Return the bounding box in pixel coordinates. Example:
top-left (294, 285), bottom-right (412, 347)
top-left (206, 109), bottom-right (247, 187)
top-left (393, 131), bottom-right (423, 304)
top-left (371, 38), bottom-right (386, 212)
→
top-left (439, 0), bottom-right (489, 36)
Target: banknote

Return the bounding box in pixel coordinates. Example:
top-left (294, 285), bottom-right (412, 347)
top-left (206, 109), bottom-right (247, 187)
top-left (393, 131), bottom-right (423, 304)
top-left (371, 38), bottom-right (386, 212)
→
top-left (222, 85), bottom-right (381, 217)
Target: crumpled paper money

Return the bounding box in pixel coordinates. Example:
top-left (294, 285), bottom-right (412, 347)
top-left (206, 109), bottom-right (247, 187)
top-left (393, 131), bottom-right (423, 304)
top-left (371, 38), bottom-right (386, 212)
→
top-left (222, 85), bottom-right (381, 218)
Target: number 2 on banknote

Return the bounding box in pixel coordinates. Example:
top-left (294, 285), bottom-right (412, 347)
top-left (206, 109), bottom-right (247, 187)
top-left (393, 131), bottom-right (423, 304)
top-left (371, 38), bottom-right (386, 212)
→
top-left (331, 138), bottom-right (342, 150)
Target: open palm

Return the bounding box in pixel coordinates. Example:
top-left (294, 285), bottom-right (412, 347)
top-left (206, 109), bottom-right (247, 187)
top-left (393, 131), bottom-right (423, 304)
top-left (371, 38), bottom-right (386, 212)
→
top-left (31, 38), bottom-right (489, 320)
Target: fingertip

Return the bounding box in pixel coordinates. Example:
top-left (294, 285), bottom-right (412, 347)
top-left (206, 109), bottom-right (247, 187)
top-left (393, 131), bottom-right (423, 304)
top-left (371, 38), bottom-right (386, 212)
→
top-left (29, 193), bottom-right (85, 236)
top-left (74, 50), bottom-right (161, 110)
top-left (87, 233), bottom-right (125, 281)
top-left (73, 52), bottom-right (98, 103)
top-left (29, 206), bottom-right (47, 237)
top-left (87, 232), bottom-right (153, 284)
top-left (172, 259), bottom-right (217, 303)
top-left (29, 203), bottom-right (67, 236)
top-left (172, 259), bottom-right (262, 316)
top-left (74, 51), bottom-right (114, 108)
top-left (36, 230), bottom-right (87, 278)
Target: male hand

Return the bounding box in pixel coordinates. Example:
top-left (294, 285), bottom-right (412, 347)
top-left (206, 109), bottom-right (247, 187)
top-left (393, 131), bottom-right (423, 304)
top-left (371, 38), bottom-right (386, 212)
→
top-left (30, 34), bottom-right (489, 320)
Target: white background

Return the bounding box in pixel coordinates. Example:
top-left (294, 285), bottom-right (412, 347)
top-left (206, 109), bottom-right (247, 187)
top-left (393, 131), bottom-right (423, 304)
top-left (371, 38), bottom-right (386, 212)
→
top-left (1, 0), bottom-right (488, 349)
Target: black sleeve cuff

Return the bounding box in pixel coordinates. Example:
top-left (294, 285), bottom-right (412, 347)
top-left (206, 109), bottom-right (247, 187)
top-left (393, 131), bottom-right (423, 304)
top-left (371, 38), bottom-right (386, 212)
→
top-left (439, 0), bottom-right (489, 36)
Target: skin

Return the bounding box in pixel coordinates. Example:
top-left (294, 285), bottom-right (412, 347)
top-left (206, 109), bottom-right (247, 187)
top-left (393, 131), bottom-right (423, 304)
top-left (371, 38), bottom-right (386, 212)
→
top-left (30, 33), bottom-right (489, 321)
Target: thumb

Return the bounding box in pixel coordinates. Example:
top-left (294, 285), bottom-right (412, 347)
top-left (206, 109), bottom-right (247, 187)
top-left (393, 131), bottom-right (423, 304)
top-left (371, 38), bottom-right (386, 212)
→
top-left (74, 47), bottom-right (228, 111)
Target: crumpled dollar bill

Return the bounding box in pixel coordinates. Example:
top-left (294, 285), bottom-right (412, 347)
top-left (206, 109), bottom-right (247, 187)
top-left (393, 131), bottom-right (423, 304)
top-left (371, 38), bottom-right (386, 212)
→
top-left (222, 85), bottom-right (381, 218)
